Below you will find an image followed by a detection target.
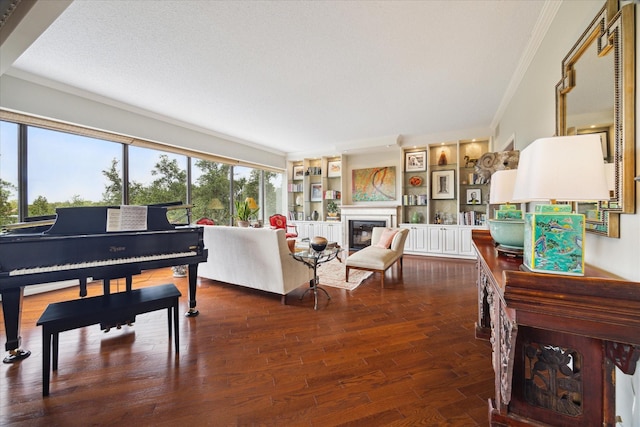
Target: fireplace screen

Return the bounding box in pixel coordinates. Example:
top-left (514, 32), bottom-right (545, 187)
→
top-left (349, 220), bottom-right (386, 250)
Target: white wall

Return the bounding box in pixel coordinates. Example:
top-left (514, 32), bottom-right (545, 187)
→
top-left (0, 74), bottom-right (286, 171)
top-left (496, 2), bottom-right (639, 424)
top-left (496, 0), bottom-right (639, 283)
top-left (342, 148), bottom-right (402, 206)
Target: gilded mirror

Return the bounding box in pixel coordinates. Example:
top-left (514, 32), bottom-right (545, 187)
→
top-left (556, 0), bottom-right (635, 237)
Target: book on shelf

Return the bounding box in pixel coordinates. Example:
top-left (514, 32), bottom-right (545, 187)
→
top-left (458, 211), bottom-right (487, 226)
top-left (288, 183), bottom-right (303, 192)
top-left (402, 194), bottom-right (428, 206)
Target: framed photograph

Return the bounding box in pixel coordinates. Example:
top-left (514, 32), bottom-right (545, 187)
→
top-left (405, 151), bottom-right (426, 172)
top-left (431, 170), bottom-right (455, 200)
top-left (466, 189), bottom-right (482, 205)
top-left (293, 165), bottom-right (304, 180)
top-left (327, 160), bottom-right (341, 177)
top-left (310, 183), bottom-right (323, 201)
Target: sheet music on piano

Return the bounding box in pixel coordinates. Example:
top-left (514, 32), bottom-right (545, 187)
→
top-left (106, 205), bottom-right (148, 232)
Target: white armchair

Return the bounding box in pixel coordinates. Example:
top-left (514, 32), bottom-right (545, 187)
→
top-left (345, 227), bottom-right (409, 288)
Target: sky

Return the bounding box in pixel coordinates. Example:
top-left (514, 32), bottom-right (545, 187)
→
top-left (0, 121), bottom-right (266, 206)
top-left (1, 121), bottom-right (188, 204)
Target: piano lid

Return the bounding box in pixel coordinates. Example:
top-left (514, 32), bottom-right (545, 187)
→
top-left (43, 206), bottom-right (177, 235)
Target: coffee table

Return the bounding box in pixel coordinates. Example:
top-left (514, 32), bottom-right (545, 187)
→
top-left (290, 247), bottom-right (342, 310)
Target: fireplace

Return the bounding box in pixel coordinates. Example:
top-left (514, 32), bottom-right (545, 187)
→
top-left (340, 205), bottom-right (400, 252)
top-left (348, 220), bottom-right (386, 250)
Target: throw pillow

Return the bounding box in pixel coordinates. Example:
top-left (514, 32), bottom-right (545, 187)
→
top-left (375, 228), bottom-right (398, 249)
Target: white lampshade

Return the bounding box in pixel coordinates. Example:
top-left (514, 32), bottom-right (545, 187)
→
top-left (489, 169), bottom-right (519, 204)
top-left (512, 135), bottom-right (610, 202)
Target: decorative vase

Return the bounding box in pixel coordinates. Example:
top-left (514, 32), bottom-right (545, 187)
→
top-left (438, 150), bottom-right (447, 166)
top-left (237, 220), bottom-right (250, 227)
top-left (312, 210), bottom-right (319, 221)
top-left (411, 211), bottom-right (422, 224)
top-left (310, 236), bottom-right (328, 252)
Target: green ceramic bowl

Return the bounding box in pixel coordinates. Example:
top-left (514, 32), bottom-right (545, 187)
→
top-left (488, 219), bottom-right (525, 249)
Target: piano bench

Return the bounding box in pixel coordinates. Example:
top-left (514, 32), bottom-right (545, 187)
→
top-left (36, 283), bottom-right (181, 397)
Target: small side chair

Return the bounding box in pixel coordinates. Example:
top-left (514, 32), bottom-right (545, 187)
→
top-left (269, 214), bottom-right (298, 239)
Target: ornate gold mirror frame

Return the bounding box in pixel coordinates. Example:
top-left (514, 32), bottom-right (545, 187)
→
top-left (556, 0), bottom-right (635, 237)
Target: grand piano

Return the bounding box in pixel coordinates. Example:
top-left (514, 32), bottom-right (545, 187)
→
top-left (0, 204), bottom-right (208, 363)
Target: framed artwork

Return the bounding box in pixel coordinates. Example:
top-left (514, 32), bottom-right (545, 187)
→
top-left (352, 166), bottom-right (396, 201)
top-left (293, 165), bottom-right (304, 180)
top-left (327, 160), bottom-right (341, 177)
top-left (310, 183), bottom-right (323, 201)
top-left (466, 189), bottom-right (482, 205)
top-left (405, 151), bottom-right (426, 172)
top-left (431, 170), bottom-right (455, 200)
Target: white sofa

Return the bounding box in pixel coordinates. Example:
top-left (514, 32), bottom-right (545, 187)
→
top-left (197, 225), bottom-right (312, 303)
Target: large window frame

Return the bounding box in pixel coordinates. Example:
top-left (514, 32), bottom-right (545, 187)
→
top-left (0, 113), bottom-right (284, 227)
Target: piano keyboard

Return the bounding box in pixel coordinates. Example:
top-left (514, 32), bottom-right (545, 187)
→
top-left (9, 251), bottom-right (198, 276)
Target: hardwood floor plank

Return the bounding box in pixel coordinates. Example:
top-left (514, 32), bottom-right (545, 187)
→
top-left (1, 255), bottom-right (491, 426)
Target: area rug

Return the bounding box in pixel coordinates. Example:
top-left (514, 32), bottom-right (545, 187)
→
top-left (316, 258), bottom-right (372, 291)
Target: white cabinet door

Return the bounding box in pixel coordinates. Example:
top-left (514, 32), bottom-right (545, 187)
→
top-left (401, 225), bottom-right (415, 252)
top-left (441, 226), bottom-right (458, 255)
top-left (457, 227), bottom-right (477, 258)
top-left (321, 222), bottom-right (342, 246)
top-left (426, 226), bottom-right (458, 255)
top-left (414, 226), bottom-right (428, 252)
top-left (427, 226), bottom-right (443, 253)
top-left (401, 225), bottom-right (428, 254)
top-left (293, 221), bottom-right (315, 240)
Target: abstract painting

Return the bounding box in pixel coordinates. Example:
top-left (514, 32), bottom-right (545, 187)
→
top-left (352, 167), bottom-right (396, 201)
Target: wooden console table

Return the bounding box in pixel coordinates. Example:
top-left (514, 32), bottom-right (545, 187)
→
top-left (472, 229), bottom-right (640, 426)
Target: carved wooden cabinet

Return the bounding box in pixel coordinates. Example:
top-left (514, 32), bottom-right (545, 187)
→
top-left (472, 230), bottom-right (640, 426)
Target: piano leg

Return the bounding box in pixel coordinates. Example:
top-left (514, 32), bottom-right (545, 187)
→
top-left (1, 287), bottom-right (32, 363)
top-left (185, 263), bottom-right (199, 317)
top-left (79, 277), bottom-right (88, 297)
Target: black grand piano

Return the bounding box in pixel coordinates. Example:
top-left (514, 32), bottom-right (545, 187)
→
top-left (0, 204), bottom-right (208, 363)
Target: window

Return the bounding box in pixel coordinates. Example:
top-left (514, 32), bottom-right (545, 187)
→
top-left (0, 121), bottom-right (18, 225)
top-left (233, 166), bottom-right (261, 223)
top-left (0, 116), bottom-right (284, 227)
top-left (128, 146), bottom-right (187, 223)
top-left (192, 159), bottom-right (231, 225)
top-left (27, 126), bottom-right (122, 217)
top-left (264, 171), bottom-right (283, 220)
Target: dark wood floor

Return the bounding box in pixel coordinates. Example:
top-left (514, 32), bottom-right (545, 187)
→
top-left (1, 255), bottom-right (493, 426)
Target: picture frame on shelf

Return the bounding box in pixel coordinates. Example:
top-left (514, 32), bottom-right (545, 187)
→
top-left (405, 151), bottom-right (426, 172)
top-left (327, 160), bottom-right (341, 177)
top-left (466, 189), bottom-right (482, 205)
top-left (293, 165), bottom-right (304, 180)
top-left (431, 170), bottom-right (455, 200)
top-left (310, 183), bottom-right (323, 201)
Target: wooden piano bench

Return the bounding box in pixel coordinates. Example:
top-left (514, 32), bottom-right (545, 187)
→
top-left (36, 283), bottom-right (181, 396)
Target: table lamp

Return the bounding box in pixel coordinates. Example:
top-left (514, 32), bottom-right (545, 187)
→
top-left (488, 169), bottom-right (525, 256)
top-left (512, 135), bottom-right (609, 275)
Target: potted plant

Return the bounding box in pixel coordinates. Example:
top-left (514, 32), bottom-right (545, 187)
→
top-left (326, 200), bottom-right (339, 219)
top-left (234, 197), bottom-right (259, 227)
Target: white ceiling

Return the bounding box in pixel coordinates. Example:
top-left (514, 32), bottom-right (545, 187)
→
top-left (3, 0), bottom-right (554, 156)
